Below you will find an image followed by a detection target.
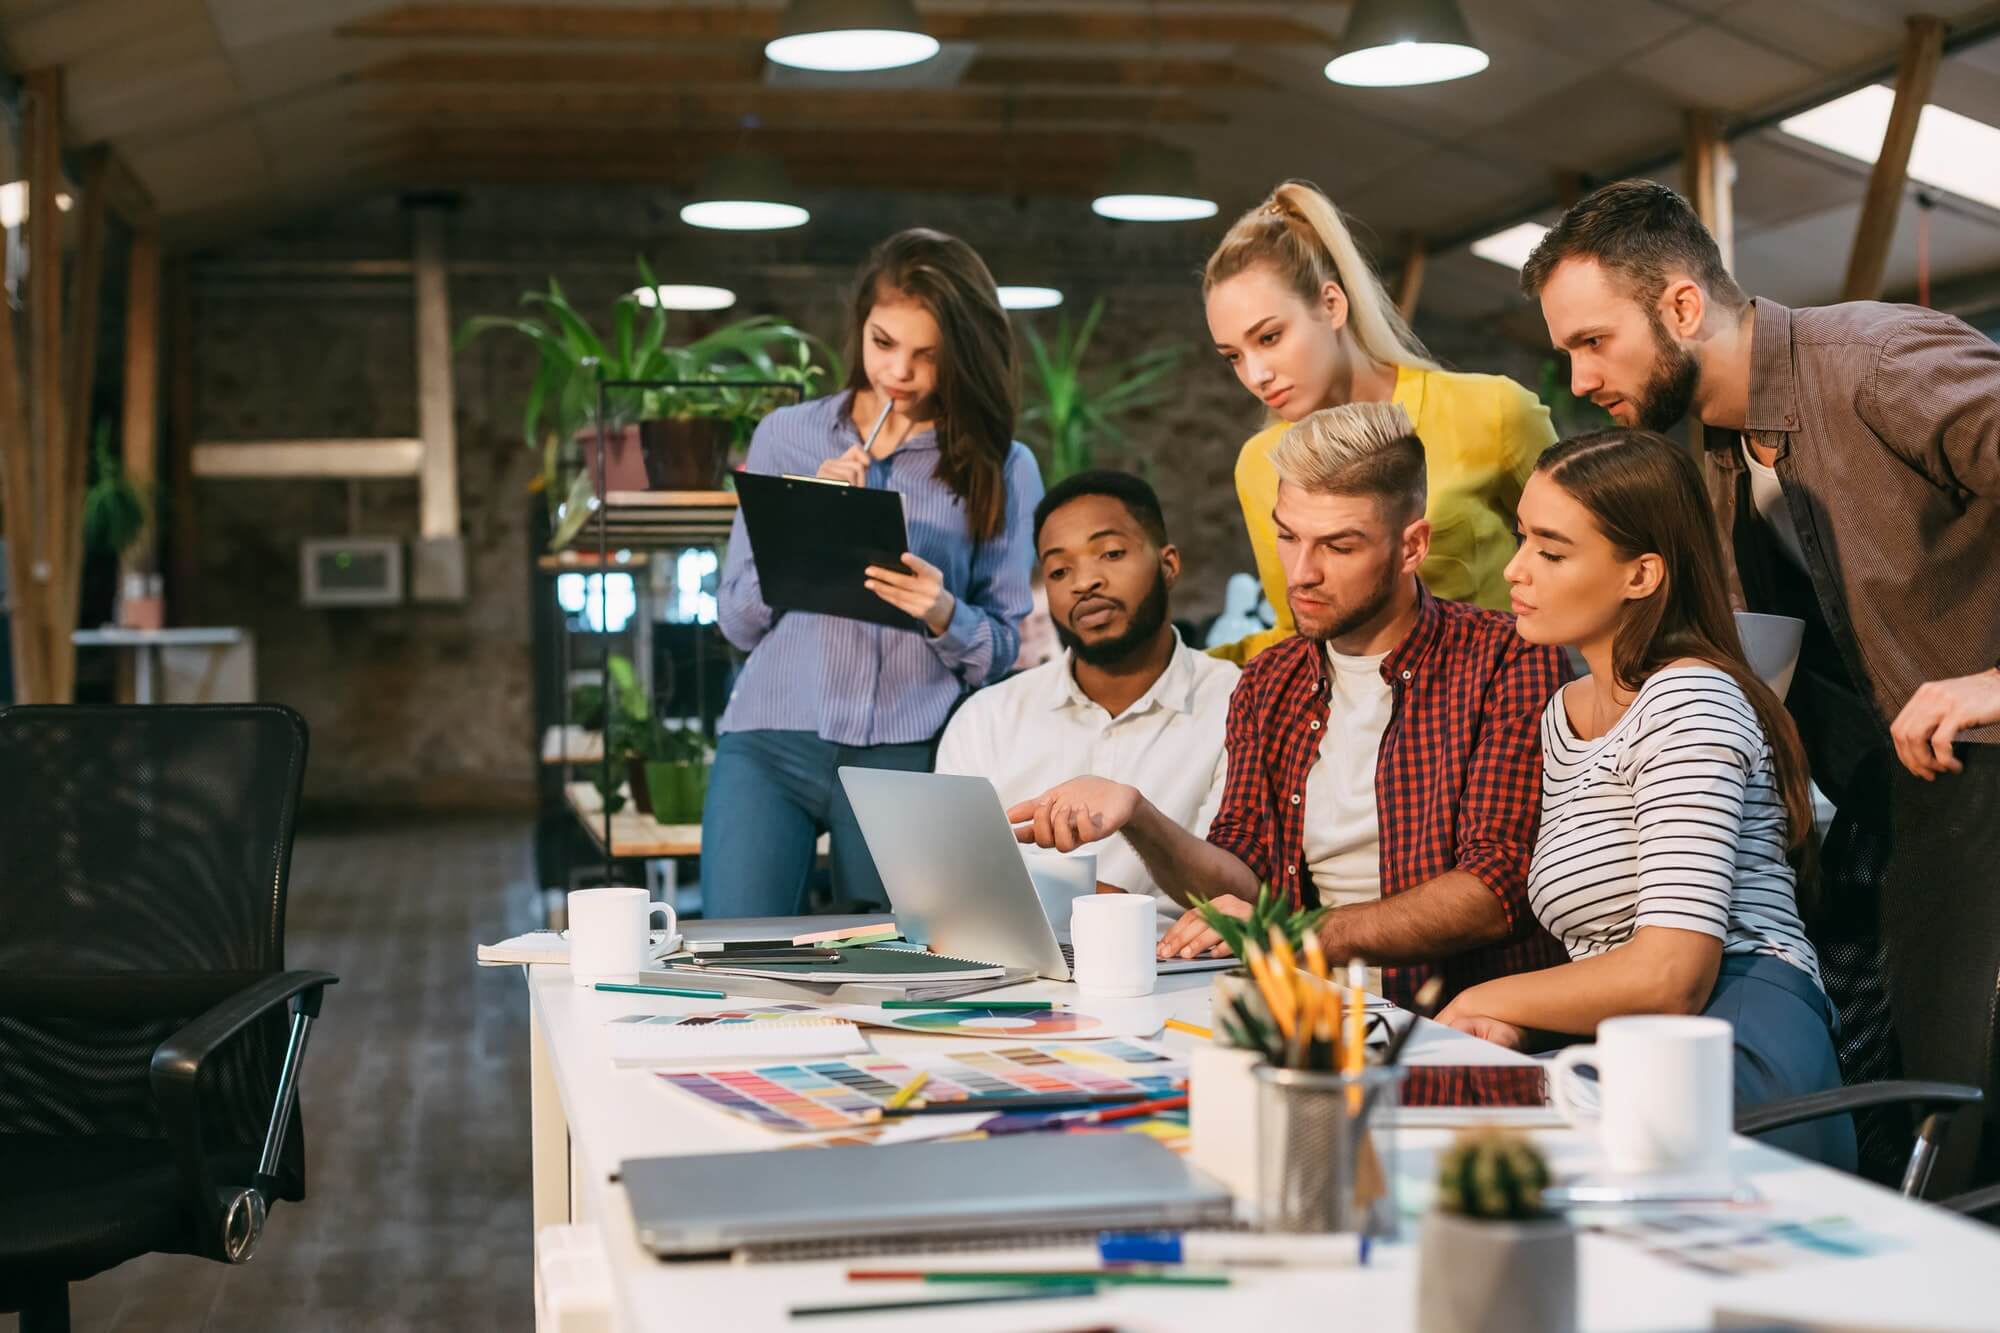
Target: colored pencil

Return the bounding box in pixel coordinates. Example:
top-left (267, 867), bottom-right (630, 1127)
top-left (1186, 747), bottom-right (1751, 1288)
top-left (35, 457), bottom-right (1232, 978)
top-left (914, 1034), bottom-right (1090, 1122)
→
top-left (890, 1091), bottom-right (1150, 1117)
top-left (790, 1285), bottom-right (1097, 1318)
top-left (1081, 1094), bottom-right (1190, 1124)
top-left (1164, 1018), bottom-right (1212, 1039)
top-left (591, 982), bottom-right (726, 1000)
top-left (886, 1072), bottom-right (929, 1110)
top-left (846, 1270), bottom-right (1230, 1288)
top-left (879, 999), bottom-right (1056, 1011)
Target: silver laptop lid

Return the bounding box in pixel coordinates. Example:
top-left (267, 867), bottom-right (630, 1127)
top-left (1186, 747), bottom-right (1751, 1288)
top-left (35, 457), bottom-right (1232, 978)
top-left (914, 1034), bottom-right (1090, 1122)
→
top-left (839, 768), bottom-right (1072, 979)
top-left (624, 1134), bottom-right (1233, 1258)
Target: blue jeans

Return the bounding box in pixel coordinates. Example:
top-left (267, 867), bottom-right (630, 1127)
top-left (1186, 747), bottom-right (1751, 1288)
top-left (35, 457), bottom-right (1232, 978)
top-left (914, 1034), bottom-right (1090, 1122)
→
top-left (700, 729), bottom-right (933, 918)
top-left (1709, 953), bottom-right (1857, 1172)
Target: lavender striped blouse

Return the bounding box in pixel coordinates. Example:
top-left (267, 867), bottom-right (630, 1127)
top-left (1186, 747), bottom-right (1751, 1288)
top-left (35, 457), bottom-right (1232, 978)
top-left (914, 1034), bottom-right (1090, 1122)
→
top-left (717, 391), bottom-right (1044, 747)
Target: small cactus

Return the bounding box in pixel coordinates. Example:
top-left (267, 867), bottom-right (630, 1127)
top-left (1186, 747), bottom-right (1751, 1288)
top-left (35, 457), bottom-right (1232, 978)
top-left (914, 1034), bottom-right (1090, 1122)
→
top-left (1436, 1129), bottom-right (1553, 1221)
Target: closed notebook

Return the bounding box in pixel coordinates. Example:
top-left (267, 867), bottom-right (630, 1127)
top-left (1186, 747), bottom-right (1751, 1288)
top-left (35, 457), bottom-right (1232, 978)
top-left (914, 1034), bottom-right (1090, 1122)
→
top-left (604, 1013), bottom-right (869, 1067)
top-left (682, 943), bottom-right (1006, 983)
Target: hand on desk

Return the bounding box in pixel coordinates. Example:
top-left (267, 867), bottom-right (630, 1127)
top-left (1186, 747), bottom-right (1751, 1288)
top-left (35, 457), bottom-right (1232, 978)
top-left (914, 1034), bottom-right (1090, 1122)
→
top-left (864, 551), bottom-right (956, 636)
top-left (1007, 776), bottom-right (1139, 852)
top-left (1156, 894), bottom-right (1248, 960)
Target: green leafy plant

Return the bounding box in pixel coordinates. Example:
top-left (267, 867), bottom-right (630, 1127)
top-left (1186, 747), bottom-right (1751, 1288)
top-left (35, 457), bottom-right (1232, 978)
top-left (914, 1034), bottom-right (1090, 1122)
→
top-left (1019, 298), bottom-right (1183, 482)
top-left (458, 257), bottom-right (837, 545)
top-left (1436, 1128), bottom-right (1554, 1221)
top-left (1194, 882), bottom-right (1330, 963)
top-left (83, 420), bottom-right (147, 557)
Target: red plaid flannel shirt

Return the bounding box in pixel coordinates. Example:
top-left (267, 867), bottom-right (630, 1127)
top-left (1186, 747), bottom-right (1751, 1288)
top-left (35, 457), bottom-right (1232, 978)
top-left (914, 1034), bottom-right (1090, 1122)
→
top-left (1204, 585), bottom-right (1570, 1009)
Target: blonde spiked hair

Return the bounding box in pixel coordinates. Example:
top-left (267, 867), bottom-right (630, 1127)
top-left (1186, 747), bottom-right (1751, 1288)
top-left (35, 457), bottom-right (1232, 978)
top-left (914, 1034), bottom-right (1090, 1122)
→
top-left (1270, 402), bottom-right (1427, 522)
top-left (1204, 179), bottom-right (1438, 373)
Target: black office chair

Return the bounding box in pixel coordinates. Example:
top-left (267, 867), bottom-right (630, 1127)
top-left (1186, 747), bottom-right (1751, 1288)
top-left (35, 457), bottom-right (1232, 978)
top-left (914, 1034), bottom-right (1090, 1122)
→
top-left (1943, 1182), bottom-right (2000, 1224)
top-left (0, 705), bottom-right (337, 1333)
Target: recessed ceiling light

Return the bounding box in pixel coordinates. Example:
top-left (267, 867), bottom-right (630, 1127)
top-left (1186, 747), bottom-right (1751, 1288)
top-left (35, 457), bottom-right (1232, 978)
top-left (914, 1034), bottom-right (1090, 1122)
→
top-left (1780, 84), bottom-right (2000, 212)
top-left (1470, 221), bottom-right (1550, 271)
top-left (997, 285), bottom-right (1064, 310)
top-left (681, 151), bottom-right (811, 232)
top-left (765, 0), bottom-right (940, 72)
top-left (1325, 0), bottom-right (1489, 88)
top-left (1091, 144), bottom-right (1218, 223)
top-left (632, 285), bottom-right (738, 311)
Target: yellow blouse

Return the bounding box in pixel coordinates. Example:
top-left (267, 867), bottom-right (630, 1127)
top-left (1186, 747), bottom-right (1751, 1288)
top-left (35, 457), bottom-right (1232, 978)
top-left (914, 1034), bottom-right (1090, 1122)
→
top-left (1212, 364), bottom-right (1556, 665)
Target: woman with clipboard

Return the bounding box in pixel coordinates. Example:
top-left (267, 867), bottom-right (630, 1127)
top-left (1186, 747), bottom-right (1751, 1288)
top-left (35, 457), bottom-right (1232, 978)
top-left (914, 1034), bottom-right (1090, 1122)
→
top-left (706, 229), bottom-right (1044, 917)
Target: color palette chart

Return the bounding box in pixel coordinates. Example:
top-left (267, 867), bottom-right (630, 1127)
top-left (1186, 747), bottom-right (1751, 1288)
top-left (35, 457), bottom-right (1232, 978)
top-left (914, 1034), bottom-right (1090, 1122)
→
top-left (838, 1004), bottom-right (1159, 1040)
top-left (656, 1040), bottom-right (1182, 1134)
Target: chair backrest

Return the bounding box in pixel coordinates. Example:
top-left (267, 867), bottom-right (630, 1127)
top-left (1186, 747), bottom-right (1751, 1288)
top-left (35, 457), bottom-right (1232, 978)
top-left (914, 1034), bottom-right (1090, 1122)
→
top-left (0, 705), bottom-right (309, 1147)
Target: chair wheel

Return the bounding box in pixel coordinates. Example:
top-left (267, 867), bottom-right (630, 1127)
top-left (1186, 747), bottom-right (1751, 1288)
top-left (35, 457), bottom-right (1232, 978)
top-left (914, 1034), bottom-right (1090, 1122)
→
top-left (220, 1187), bottom-right (267, 1263)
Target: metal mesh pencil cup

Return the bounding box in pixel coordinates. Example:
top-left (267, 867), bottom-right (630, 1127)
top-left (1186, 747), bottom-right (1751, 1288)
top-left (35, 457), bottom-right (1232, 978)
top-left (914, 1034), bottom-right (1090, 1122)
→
top-left (1253, 1063), bottom-right (1401, 1236)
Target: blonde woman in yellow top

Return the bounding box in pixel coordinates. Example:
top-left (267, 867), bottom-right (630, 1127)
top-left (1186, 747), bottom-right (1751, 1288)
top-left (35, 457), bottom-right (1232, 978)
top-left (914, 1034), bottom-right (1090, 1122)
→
top-left (1205, 180), bottom-right (1556, 663)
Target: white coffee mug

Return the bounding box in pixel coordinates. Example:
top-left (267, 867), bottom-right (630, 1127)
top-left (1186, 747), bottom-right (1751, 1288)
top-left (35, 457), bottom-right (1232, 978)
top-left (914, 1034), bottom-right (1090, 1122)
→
top-left (1069, 892), bottom-right (1157, 998)
top-left (1020, 847), bottom-right (1096, 936)
top-left (1550, 1015), bottom-right (1733, 1177)
top-left (1734, 611), bottom-right (1806, 702)
top-left (567, 886), bottom-right (678, 987)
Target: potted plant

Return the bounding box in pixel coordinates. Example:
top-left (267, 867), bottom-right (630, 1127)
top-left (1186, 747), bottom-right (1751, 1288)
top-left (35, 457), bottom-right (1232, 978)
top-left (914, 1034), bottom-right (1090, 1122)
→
top-left (1019, 297), bottom-right (1184, 483)
top-left (1418, 1129), bottom-right (1576, 1333)
top-left (458, 258), bottom-right (836, 548)
top-left (601, 653), bottom-right (710, 822)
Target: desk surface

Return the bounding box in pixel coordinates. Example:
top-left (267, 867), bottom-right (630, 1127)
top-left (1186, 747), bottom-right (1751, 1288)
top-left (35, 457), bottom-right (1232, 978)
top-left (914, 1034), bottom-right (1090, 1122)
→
top-left (72, 626), bottom-right (246, 647)
top-left (527, 965), bottom-right (2000, 1332)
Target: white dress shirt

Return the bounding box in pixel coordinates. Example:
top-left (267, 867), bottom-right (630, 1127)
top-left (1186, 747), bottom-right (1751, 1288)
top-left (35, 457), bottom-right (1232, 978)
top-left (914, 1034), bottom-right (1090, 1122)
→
top-left (935, 631), bottom-right (1240, 919)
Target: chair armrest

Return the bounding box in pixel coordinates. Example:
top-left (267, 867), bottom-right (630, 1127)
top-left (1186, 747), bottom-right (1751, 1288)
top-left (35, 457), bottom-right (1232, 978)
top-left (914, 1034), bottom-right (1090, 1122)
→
top-left (149, 970), bottom-right (338, 1260)
top-left (1943, 1182), bottom-right (2000, 1221)
top-left (1734, 1080), bottom-right (1982, 1135)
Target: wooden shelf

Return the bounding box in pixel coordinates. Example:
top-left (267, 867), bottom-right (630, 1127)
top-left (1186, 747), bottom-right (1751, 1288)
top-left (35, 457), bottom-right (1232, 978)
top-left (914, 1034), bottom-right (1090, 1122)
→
top-left (566, 781), bottom-right (701, 859)
top-left (541, 725), bottom-right (604, 766)
top-left (552, 489), bottom-right (737, 554)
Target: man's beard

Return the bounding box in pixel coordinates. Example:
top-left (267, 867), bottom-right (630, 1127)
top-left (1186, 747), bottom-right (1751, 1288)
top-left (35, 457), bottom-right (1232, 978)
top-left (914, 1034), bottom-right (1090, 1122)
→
top-left (1634, 308), bottom-right (1701, 433)
top-left (1292, 554), bottom-right (1399, 644)
top-left (1056, 569), bottom-right (1171, 667)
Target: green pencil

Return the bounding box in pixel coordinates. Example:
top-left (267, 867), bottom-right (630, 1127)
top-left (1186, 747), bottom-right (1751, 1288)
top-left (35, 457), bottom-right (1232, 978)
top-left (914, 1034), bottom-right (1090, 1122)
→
top-left (879, 999), bottom-right (1056, 1011)
top-left (790, 1284), bottom-right (1097, 1318)
top-left (850, 1270), bottom-right (1230, 1288)
top-left (592, 981), bottom-right (726, 1000)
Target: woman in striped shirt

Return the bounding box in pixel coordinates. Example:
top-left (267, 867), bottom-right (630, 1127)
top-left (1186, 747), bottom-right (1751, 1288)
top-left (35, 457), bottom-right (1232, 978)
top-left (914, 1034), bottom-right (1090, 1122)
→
top-left (1438, 429), bottom-right (1852, 1168)
top-left (705, 230), bottom-right (1043, 917)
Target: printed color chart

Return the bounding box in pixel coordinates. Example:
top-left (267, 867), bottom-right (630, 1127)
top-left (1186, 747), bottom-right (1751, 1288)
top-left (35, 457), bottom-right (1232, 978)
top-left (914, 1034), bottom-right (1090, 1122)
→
top-left (657, 1040), bottom-right (1180, 1134)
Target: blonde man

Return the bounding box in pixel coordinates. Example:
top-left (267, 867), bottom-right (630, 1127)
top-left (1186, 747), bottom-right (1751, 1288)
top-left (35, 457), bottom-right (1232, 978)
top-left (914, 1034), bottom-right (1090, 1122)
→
top-left (1011, 404), bottom-right (1570, 1010)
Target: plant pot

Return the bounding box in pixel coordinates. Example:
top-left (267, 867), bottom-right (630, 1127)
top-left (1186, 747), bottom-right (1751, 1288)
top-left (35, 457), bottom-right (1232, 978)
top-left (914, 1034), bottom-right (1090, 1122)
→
top-left (1416, 1210), bottom-right (1577, 1333)
top-left (644, 760), bottom-right (708, 824)
top-left (576, 424), bottom-right (650, 495)
top-left (624, 755), bottom-right (654, 817)
top-left (639, 418), bottom-right (733, 491)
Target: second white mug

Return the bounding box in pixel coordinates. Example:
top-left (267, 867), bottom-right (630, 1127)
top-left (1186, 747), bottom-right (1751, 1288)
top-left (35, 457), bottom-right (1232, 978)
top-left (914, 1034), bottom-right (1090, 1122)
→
top-left (1550, 1014), bottom-right (1734, 1177)
top-left (567, 886), bottom-right (678, 987)
top-left (1069, 892), bottom-right (1157, 998)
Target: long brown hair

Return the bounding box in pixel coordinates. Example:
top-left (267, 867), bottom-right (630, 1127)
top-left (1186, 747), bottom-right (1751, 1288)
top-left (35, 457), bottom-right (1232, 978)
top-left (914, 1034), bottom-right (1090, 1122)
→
top-left (1537, 430), bottom-right (1814, 855)
top-left (1203, 179), bottom-right (1437, 373)
top-left (844, 229), bottom-right (1017, 542)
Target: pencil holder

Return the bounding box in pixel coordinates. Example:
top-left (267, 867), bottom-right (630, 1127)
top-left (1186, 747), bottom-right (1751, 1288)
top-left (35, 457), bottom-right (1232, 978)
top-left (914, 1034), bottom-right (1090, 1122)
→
top-left (1254, 1063), bottom-right (1401, 1236)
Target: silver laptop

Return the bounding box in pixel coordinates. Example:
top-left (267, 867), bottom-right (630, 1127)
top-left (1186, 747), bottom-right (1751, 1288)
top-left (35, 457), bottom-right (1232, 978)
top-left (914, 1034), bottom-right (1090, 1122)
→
top-left (624, 1134), bottom-right (1233, 1258)
top-left (839, 767), bottom-right (1238, 981)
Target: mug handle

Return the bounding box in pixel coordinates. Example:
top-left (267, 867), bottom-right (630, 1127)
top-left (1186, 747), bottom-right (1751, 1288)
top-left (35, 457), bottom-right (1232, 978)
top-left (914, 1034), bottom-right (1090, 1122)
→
top-left (1547, 1044), bottom-right (1601, 1127)
top-left (647, 903), bottom-right (679, 952)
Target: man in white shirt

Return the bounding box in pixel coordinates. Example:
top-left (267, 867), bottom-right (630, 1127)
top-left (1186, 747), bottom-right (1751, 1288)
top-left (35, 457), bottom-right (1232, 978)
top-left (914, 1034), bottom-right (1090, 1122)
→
top-left (935, 470), bottom-right (1239, 920)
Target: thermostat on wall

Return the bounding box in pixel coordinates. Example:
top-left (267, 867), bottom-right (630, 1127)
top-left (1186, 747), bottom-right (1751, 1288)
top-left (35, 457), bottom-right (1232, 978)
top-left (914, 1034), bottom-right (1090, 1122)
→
top-left (301, 538), bottom-right (404, 607)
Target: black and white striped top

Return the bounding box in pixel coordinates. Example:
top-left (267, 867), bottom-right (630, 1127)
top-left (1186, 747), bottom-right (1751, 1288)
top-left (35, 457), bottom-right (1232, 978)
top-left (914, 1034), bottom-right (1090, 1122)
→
top-left (1528, 666), bottom-right (1821, 987)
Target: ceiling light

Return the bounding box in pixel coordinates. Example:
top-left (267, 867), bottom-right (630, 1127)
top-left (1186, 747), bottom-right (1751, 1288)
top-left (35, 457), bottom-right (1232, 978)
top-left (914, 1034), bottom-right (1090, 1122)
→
top-left (632, 284), bottom-right (738, 311)
top-left (0, 180), bottom-right (74, 230)
top-left (680, 151), bottom-right (811, 232)
top-left (1471, 221), bottom-right (1550, 271)
top-left (997, 285), bottom-right (1064, 311)
top-left (1325, 0), bottom-right (1489, 88)
top-left (765, 0), bottom-right (939, 72)
top-left (1091, 144), bottom-right (1218, 223)
top-left (1780, 84), bottom-right (2000, 212)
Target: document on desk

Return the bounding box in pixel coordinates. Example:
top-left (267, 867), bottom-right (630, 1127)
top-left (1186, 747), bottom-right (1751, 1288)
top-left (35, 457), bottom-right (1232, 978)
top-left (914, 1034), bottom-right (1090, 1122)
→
top-left (605, 1009), bottom-right (871, 1067)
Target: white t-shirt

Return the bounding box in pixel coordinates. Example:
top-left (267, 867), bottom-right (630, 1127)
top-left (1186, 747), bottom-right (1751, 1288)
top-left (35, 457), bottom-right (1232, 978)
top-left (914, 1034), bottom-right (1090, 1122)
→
top-left (934, 631), bottom-right (1239, 919)
top-left (1303, 648), bottom-right (1391, 912)
top-left (1528, 665), bottom-right (1820, 985)
top-left (1741, 437), bottom-right (1808, 572)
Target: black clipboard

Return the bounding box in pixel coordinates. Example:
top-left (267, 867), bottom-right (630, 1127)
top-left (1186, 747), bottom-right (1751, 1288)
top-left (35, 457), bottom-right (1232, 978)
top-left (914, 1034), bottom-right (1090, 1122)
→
top-left (734, 471), bottom-right (923, 632)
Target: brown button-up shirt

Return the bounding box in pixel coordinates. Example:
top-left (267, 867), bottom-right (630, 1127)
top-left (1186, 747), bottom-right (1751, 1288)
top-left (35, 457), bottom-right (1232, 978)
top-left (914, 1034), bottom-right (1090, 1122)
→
top-left (1704, 297), bottom-right (2000, 750)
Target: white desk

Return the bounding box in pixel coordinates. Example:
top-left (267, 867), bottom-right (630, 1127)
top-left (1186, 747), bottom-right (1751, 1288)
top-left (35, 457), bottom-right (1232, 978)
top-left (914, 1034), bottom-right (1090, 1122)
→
top-left (71, 626), bottom-right (254, 704)
top-left (524, 966), bottom-right (2000, 1332)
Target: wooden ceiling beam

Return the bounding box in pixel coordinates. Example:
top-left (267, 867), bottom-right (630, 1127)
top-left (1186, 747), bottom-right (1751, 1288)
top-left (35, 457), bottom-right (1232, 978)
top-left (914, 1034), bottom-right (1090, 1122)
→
top-left (338, 5), bottom-right (1332, 46)
top-left (360, 87), bottom-right (1222, 126)
top-left (382, 153), bottom-right (1114, 194)
top-left (377, 126), bottom-right (1143, 163)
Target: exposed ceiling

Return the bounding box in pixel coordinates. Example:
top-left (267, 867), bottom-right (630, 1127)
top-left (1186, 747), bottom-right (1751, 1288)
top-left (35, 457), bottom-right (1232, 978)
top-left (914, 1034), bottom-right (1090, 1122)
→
top-left (5, 0), bottom-right (2000, 320)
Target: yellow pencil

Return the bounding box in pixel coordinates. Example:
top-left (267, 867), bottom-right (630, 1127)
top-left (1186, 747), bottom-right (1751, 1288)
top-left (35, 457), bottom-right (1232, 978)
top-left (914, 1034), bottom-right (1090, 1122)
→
top-left (887, 1072), bottom-right (929, 1111)
top-left (1344, 959), bottom-right (1367, 1111)
top-left (1165, 1018), bottom-right (1213, 1040)
top-left (1244, 941), bottom-right (1295, 1041)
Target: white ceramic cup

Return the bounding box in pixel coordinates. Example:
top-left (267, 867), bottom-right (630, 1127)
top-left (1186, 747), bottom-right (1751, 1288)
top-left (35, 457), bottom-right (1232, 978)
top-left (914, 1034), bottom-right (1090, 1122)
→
top-left (567, 886), bottom-right (678, 987)
top-left (1020, 847), bottom-right (1097, 937)
top-left (1734, 610), bottom-right (1806, 702)
top-left (1550, 1015), bottom-right (1733, 1177)
top-left (1069, 892), bottom-right (1157, 998)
